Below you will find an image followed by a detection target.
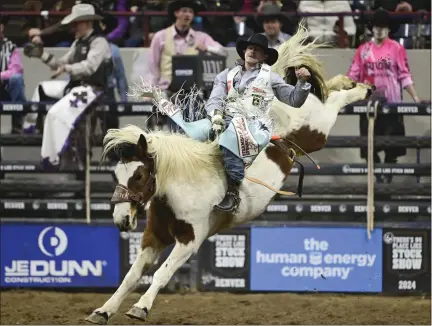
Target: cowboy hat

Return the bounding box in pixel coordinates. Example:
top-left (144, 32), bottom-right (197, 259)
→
top-left (168, 0), bottom-right (202, 21)
top-left (236, 34), bottom-right (279, 66)
top-left (256, 4), bottom-right (291, 26)
top-left (61, 3), bottom-right (103, 25)
top-left (368, 8), bottom-right (398, 33)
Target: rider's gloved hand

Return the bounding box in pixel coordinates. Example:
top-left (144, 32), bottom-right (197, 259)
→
top-left (211, 110), bottom-right (225, 137)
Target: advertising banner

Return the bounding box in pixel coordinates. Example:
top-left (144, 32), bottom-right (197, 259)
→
top-left (1, 223), bottom-right (120, 287)
top-left (250, 227), bottom-right (383, 292)
top-left (197, 228), bottom-right (250, 291)
top-left (382, 228), bottom-right (431, 293)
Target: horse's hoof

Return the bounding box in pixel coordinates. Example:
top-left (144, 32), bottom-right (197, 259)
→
top-left (125, 306), bottom-right (148, 321)
top-left (85, 311), bottom-right (109, 325)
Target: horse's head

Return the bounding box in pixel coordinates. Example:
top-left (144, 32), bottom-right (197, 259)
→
top-left (110, 134), bottom-right (156, 231)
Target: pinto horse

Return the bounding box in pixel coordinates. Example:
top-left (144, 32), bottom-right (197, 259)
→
top-left (85, 23), bottom-right (373, 325)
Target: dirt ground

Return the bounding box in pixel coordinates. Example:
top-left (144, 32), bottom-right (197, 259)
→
top-left (0, 290), bottom-right (430, 325)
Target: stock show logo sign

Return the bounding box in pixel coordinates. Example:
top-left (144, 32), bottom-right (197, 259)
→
top-left (197, 229), bottom-right (250, 291)
top-left (1, 224), bottom-right (120, 287)
top-left (382, 228), bottom-right (431, 293)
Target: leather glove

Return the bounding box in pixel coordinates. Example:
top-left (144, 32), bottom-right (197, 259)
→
top-left (211, 110), bottom-right (225, 138)
top-left (23, 42), bottom-right (44, 58)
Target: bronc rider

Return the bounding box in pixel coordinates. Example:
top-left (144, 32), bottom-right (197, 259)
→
top-left (205, 34), bottom-right (312, 213)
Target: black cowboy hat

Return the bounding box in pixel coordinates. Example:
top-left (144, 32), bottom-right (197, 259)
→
top-left (368, 7), bottom-right (399, 33)
top-left (256, 4), bottom-right (291, 26)
top-left (236, 34), bottom-right (279, 66)
top-left (168, 0), bottom-right (203, 21)
top-left (371, 8), bottom-right (391, 28)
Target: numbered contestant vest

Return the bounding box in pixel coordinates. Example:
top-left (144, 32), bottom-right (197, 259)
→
top-left (218, 63), bottom-right (274, 165)
top-left (224, 63), bottom-right (274, 118)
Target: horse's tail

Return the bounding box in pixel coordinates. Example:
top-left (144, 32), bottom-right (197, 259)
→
top-left (272, 19), bottom-right (329, 102)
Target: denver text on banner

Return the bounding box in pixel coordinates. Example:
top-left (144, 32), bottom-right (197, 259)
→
top-left (1, 224), bottom-right (120, 287)
top-left (250, 227), bottom-right (383, 292)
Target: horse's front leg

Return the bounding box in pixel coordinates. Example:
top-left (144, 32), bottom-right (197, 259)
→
top-left (85, 233), bottom-right (164, 325)
top-left (125, 222), bottom-right (207, 321)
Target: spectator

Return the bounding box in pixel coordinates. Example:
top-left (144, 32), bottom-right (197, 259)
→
top-left (298, 0), bottom-right (356, 46)
top-left (24, 0), bottom-right (76, 47)
top-left (373, 0), bottom-right (431, 49)
top-left (144, 0), bottom-right (227, 93)
top-left (201, 0), bottom-right (253, 46)
top-left (23, 3), bottom-right (113, 168)
top-left (0, 14), bottom-right (26, 134)
top-left (90, 0), bottom-right (130, 46)
top-left (125, 0), bottom-right (171, 47)
top-left (256, 3), bottom-right (292, 49)
top-left (347, 8), bottom-right (421, 183)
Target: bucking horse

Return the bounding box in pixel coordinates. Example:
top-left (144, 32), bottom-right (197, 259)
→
top-left (85, 22), bottom-right (374, 325)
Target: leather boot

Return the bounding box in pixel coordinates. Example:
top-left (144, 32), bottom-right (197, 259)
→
top-left (214, 180), bottom-right (241, 213)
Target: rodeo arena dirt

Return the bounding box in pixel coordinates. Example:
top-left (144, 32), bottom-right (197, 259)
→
top-left (0, 291), bottom-right (430, 324)
top-left (1, 8), bottom-right (432, 326)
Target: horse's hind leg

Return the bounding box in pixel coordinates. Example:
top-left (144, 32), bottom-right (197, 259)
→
top-left (85, 222), bottom-right (167, 324)
top-left (125, 218), bottom-right (207, 322)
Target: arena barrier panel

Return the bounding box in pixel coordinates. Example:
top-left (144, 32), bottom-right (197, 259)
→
top-left (0, 222), bottom-right (121, 288)
top-left (196, 224), bottom-right (431, 294)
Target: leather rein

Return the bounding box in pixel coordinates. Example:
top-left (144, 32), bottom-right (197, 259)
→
top-left (110, 169), bottom-right (156, 206)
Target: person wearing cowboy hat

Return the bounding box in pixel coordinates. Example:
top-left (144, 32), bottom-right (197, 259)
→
top-left (257, 3), bottom-right (292, 49)
top-left (22, 3), bottom-right (114, 169)
top-left (206, 33), bottom-right (311, 213)
top-left (23, 3), bottom-right (112, 87)
top-left (347, 8), bottom-right (421, 183)
top-left (145, 0), bottom-right (227, 93)
top-left (0, 13), bottom-right (27, 134)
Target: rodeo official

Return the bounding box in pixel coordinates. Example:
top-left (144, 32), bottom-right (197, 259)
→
top-left (23, 3), bottom-right (113, 167)
top-left (205, 34), bottom-right (312, 213)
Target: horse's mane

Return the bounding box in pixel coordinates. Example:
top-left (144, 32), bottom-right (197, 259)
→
top-left (272, 20), bottom-right (329, 102)
top-left (101, 125), bottom-right (223, 195)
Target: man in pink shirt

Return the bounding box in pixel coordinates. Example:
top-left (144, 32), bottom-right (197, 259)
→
top-left (145, 0), bottom-right (227, 93)
top-left (0, 14), bottom-right (27, 133)
top-left (347, 8), bottom-right (421, 183)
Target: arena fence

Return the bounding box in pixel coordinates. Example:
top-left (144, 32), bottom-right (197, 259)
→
top-left (1, 100), bottom-right (430, 225)
top-left (0, 99), bottom-right (430, 294)
top-left (0, 221), bottom-right (430, 294)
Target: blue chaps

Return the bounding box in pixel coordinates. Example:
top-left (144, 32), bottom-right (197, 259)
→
top-left (220, 116), bottom-right (245, 183)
